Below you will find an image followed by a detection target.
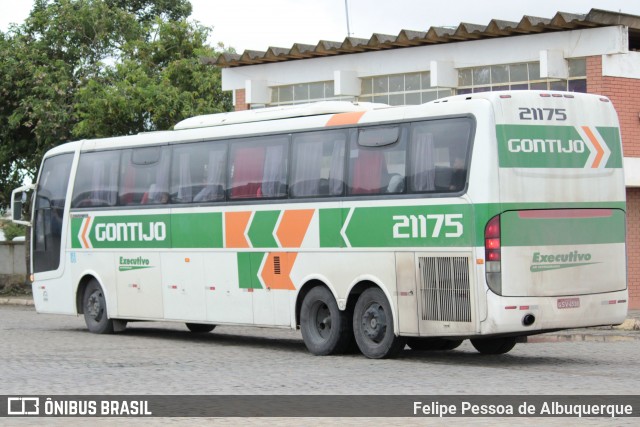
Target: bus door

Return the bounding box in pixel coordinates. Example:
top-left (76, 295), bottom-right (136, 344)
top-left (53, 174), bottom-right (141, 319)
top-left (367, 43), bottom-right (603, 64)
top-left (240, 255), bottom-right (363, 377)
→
top-left (33, 153), bottom-right (75, 276)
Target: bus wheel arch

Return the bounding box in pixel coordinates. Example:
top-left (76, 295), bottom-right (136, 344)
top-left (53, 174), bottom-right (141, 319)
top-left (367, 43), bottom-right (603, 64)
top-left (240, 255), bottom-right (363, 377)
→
top-left (79, 276), bottom-right (115, 334)
top-left (351, 283), bottom-right (405, 359)
top-left (76, 274), bottom-right (98, 315)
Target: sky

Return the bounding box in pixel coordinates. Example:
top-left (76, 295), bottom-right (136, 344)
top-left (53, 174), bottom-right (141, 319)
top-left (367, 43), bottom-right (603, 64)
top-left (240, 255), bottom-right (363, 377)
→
top-left (1, 0), bottom-right (640, 52)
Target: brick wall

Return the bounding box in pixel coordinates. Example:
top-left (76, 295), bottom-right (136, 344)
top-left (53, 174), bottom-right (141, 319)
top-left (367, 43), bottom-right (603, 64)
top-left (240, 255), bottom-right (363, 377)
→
top-left (587, 55), bottom-right (640, 157)
top-left (588, 55), bottom-right (640, 309)
top-left (628, 189), bottom-right (640, 308)
top-left (235, 89), bottom-right (248, 111)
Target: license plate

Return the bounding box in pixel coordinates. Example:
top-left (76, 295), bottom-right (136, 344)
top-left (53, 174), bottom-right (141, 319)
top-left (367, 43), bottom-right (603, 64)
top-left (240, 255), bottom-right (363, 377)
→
top-left (557, 297), bottom-right (580, 309)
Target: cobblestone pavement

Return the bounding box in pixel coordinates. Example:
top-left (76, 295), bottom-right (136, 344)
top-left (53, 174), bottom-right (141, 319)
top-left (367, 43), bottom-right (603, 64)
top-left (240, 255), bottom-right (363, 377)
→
top-left (1, 305), bottom-right (639, 426)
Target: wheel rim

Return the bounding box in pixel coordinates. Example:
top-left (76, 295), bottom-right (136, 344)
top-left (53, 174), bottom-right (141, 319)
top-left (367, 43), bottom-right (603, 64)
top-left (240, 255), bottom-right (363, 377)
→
top-left (86, 290), bottom-right (104, 322)
top-left (311, 301), bottom-right (332, 340)
top-left (361, 302), bottom-right (387, 344)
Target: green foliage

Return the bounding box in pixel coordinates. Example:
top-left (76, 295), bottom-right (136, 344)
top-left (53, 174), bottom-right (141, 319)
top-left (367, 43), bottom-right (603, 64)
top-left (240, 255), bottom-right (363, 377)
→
top-left (73, 18), bottom-right (232, 138)
top-left (0, 0), bottom-right (232, 210)
top-left (1, 221), bottom-right (26, 241)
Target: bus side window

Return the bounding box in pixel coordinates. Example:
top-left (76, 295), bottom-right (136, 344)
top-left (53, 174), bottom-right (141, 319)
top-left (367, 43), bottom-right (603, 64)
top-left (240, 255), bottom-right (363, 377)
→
top-left (409, 118), bottom-right (472, 194)
top-left (119, 147), bottom-right (170, 205)
top-left (347, 126), bottom-right (406, 195)
top-left (71, 150), bottom-right (119, 208)
top-left (229, 136), bottom-right (288, 200)
top-left (290, 130), bottom-right (346, 198)
top-left (171, 142), bottom-right (226, 204)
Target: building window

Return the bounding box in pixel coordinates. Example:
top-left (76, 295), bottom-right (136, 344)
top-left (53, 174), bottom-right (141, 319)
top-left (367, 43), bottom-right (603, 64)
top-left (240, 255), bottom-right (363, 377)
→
top-left (270, 81), bottom-right (354, 106)
top-left (359, 72), bottom-right (452, 105)
top-left (456, 59), bottom-right (586, 94)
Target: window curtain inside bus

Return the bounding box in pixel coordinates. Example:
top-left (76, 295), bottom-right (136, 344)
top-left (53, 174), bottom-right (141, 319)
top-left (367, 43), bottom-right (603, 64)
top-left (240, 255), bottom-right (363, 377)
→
top-left (194, 149), bottom-right (226, 202)
top-left (90, 161), bottom-right (105, 202)
top-left (411, 133), bottom-right (436, 192)
top-left (177, 152), bottom-right (192, 202)
top-left (144, 149), bottom-right (170, 204)
top-left (292, 133), bottom-right (345, 197)
top-left (328, 140), bottom-right (345, 195)
top-left (262, 144), bottom-right (287, 197)
top-left (293, 139), bottom-right (323, 197)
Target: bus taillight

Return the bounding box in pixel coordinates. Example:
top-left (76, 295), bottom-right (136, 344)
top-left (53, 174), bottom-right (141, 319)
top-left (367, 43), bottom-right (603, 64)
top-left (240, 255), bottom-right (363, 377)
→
top-left (485, 215), bottom-right (502, 295)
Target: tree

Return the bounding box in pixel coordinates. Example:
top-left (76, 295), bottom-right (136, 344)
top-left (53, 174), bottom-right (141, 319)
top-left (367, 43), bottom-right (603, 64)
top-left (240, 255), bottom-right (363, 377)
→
top-left (73, 19), bottom-right (232, 138)
top-left (0, 0), bottom-right (232, 210)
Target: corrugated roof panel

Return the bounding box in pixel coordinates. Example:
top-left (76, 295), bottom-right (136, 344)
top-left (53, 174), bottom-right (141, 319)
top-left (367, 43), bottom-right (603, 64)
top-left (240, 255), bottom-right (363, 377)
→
top-left (212, 8), bottom-right (640, 68)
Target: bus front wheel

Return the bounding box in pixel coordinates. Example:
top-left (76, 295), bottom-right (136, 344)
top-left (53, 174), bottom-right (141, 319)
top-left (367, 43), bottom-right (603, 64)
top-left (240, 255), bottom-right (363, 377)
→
top-left (470, 337), bottom-right (516, 355)
top-left (300, 286), bottom-right (352, 355)
top-left (83, 280), bottom-right (114, 334)
top-left (353, 287), bottom-right (405, 359)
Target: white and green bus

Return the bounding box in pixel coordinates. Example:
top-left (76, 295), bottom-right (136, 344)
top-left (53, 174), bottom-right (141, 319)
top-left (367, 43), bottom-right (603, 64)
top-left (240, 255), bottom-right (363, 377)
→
top-left (12, 91), bottom-right (628, 358)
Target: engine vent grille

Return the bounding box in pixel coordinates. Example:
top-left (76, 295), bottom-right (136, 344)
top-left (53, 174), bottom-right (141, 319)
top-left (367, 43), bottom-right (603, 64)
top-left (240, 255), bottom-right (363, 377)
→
top-left (418, 256), bottom-right (471, 322)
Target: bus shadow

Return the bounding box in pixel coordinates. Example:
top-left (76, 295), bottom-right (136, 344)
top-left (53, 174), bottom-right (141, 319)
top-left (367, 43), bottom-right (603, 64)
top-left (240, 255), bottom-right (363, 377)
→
top-left (74, 325), bottom-right (592, 365)
top-left (115, 325), bottom-right (309, 354)
top-left (398, 347), bottom-right (586, 367)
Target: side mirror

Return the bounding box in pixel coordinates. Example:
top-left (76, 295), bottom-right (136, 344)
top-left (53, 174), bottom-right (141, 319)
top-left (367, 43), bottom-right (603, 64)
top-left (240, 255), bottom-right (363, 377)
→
top-left (12, 196), bottom-right (23, 222)
top-left (11, 184), bottom-right (35, 226)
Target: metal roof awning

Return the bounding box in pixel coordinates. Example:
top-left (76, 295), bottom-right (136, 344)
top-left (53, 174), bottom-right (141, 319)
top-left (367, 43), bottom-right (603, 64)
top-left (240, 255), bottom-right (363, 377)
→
top-left (208, 8), bottom-right (640, 68)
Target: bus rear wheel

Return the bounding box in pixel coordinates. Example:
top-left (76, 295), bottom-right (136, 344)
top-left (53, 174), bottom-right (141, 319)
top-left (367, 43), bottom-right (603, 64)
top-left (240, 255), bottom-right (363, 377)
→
top-left (300, 286), bottom-right (352, 355)
top-left (353, 287), bottom-right (405, 359)
top-left (470, 337), bottom-right (516, 355)
top-left (186, 323), bottom-right (216, 333)
top-left (83, 280), bottom-right (114, 334)
top-left (407, 338), bottom-right (463, 351)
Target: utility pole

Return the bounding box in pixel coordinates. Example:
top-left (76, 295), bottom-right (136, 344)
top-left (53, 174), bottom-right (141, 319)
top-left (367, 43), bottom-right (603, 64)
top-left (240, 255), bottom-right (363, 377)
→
top-left (344, 0), bottom-right (351, 37)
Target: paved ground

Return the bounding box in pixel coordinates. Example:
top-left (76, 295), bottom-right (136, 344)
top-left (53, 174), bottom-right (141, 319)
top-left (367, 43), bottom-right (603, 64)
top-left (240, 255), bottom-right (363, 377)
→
top-left (0, 302), bottom-right (638, 426)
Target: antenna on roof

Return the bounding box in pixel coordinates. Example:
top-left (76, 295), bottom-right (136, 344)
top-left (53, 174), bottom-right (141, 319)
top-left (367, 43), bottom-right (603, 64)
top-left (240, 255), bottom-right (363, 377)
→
top-left (344, 0), bottom-right (352, 37)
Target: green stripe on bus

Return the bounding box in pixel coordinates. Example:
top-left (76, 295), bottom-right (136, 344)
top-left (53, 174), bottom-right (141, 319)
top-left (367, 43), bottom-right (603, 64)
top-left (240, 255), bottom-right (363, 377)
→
top-left (319, 208), bottom-right (349, 248)
top-left (496, 125), bottom-right (622, 169)
top-left (501, 210), bottom-right (626, 247)
top-left (172, 213), bottom-right (223, 248)
top-left (340, 205), bottom-right (475, 248)
top-left (70, 201), bottom-right (625, 250)
top-left (596, 126), bottom-right (623, 169)
top-left (237, 252), bottom-right (264, 289)
top-left (72, 214), bottom-right (172, 249)
top-left (247, 210), bottom-right (280, 248)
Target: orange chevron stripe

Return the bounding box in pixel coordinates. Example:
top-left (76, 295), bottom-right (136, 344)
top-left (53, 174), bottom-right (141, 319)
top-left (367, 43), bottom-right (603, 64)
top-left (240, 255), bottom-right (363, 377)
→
top-left (81, 217), bottom-right (92, 249)
top-left (582, 126), bottom-right (604, 168)
top-left (225, 211), bottom-right (251, 248)
top-left (276, 209), bottom-right (314, 248)
top-left (326, 111), bottom-right (366, 127)
top-left (261, 252), bottom-right (297, 290)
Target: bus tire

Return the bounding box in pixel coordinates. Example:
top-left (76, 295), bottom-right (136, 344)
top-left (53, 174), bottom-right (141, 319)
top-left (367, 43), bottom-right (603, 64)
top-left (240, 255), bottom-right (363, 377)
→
top-left (407, 338), bottom-right (463, 351)
top-left (300, 286), bottom-right (352, 356)
top-left (470, 337), bottom-right (516, 355)
top-left (353, 287), bottom-right (405, 359)
top-left (83, 279), bottom-right (114, 334)
top-left (186, 323), bottom-right (216, 333)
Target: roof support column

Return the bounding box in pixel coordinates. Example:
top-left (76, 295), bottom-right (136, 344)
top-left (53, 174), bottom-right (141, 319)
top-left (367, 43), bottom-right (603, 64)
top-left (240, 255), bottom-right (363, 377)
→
top-left (245, 79), bottom-right (270, 105)
top-left (334, 70), bottom-right (361, 96)
top-left (540, 49), bottom-right (568, 79)
top-left (430, 60), bottom-right (457, 88)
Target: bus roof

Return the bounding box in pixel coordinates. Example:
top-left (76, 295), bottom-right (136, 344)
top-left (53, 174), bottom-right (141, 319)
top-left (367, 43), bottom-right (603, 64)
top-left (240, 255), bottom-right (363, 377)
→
top-left (173, 101), bottom-right (389, 130)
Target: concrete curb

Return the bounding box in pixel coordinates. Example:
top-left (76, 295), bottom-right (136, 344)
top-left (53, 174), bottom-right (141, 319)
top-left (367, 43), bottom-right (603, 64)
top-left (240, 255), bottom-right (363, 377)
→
top-left (0, 297), bottom-right (34, 306)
